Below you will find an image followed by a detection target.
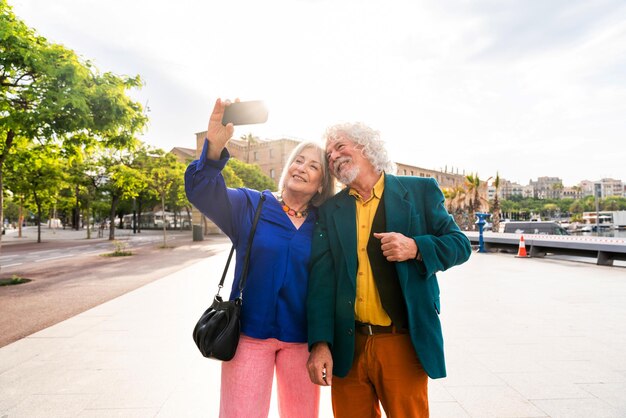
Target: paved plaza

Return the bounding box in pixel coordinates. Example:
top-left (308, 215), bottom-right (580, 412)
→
top-left (1, 247), bottom-right (625, 417)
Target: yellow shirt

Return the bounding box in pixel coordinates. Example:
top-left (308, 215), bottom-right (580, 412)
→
top-left (349, 173), bottom-right (392, 326)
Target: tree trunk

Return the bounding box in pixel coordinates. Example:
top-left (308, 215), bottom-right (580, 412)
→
top-left (34, 191), bottom-right (42, 243)
top-left (74, 184), bottom-right (81, 230)
top-left (161, 193), bottom-right (167, 247)
top-left (108, 194), bottom-right (119, 240)
top-left (85, 204), bottom-right (91, 239)
top-left (0, 169), bottom-right (3, 272)
top-left (18, 196), bottom-right (24, 238)
top-left (137, 200), bottom-right (143, 233)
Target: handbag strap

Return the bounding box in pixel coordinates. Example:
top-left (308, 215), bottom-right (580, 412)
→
top-left (216, 194), bottom-right (266, 297)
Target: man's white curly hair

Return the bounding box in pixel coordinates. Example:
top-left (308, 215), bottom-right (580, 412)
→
top-left (323, 122), bottom-right (396, 174)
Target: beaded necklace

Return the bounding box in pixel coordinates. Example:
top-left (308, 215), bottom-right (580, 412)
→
top-left (280, 199), bottom-right (309, 218)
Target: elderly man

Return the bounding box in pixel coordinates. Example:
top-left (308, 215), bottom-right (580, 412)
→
top-left (306, 122), bottom-right (472, 417)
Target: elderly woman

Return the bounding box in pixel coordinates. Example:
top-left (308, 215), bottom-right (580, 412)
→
top-left (185, 98), bottom-right (334, 418)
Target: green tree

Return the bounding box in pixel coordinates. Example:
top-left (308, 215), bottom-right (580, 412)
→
top-left (442, 185), bottom-right (470, 230)
top-left (228, 158), bottom-right (276, 191)
top-left (1, 1), bottom-right (147, 247)
top-left (569, 200), bottom-right (585, 218)
top-left (166, 161), bottom-right (191, 231)
top-left (146, 150), bottom-right (180, 247)
top-left (5, 142), bottom-right (66, 242)
top-left (99, 148), bottom-right (146, 240)
top-left (1, 1), bottom-right (90, 243)
top-left (602, 197), bottom-right (621, 211)
top-left (542, 203), bottom-right (560, 220)
top-left (464, 173), bottom-right (490, 229)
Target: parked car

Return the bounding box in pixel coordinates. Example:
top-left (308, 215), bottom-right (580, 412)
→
top-left (499, 221), bottom-right (570, 235)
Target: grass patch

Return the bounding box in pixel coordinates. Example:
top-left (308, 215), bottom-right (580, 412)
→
top-left (101, 251), bottom-right (133, 257)
top-left (101, 240), bottom-right (133, 257)
top-left (0, 275), bottom-right (32, 286)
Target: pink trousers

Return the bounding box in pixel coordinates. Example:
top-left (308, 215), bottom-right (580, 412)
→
top-left (220, 334), bottom-right (320, 418)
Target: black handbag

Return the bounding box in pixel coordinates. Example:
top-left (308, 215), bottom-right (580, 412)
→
top-left (192, 195), bottom-right (265, 360)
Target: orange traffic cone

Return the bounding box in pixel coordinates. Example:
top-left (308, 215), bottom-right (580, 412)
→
top-left (516, 235), bottom-right (528, 258)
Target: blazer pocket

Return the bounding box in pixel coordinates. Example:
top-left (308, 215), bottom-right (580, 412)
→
top-left (433, 298), bottom-right (441, 315)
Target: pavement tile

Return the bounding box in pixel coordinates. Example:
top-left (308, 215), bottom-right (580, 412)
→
top-left (429, 401), bottom-right (472, 417)
top-left (2, 393), bottom-right (98, 418)
top-left (579, 382), bottom-right (626, 410)
top-left (498, 371), bottom-right (595, 400)
top-left (78, 408), bottom-right (161, 418)
top-left (531, 397), bottom-right (622, 418)
top-left (444, 385), bottom-right (549, 417)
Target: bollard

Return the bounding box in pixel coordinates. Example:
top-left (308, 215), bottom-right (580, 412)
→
top-left (475, 212), bottom-right (491, 253)
top-left (192, 224), bottom-right (204, 241)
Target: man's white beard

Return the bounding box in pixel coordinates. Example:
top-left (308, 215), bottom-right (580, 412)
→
top-left (336, 165), bottom-right (359, 185)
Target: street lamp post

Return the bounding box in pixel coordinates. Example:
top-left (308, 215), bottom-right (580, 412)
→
top-left (594, 183), bottom-right (601, 236)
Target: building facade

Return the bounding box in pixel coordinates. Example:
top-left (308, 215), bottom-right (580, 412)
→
top-left (579, 178), bottom-right (625, 198)
top-left (529, 176), bottom-right (564, 199)
top-left (169, 146), bottom-right (196, 163)
top-left (394, 163), bottom-right (466, 189)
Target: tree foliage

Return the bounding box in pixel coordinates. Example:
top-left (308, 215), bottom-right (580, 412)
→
top-left (1, 1), bottom-right (146, 249)
top-left (227, 158), bottom-right (276, 191)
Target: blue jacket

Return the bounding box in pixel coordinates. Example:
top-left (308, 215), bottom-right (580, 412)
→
top-left (185, 142), bottom-right (318, 343)
top-left (307, 174), bottom-right (472, 378)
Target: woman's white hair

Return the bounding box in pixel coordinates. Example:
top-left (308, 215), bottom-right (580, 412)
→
top-left (323, 122), bottom-right (396, 174)
top-left (278, 141), bottom-right (335, 207)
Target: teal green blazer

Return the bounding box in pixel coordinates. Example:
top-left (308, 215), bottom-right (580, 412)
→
top-left (307, 174), bottom-right (472, 379)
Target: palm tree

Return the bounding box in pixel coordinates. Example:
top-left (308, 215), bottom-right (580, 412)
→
top-left (443, 186), bottom-right (470, 230)
top-left (464, 173), bottom-right (490, 229)
top-left (241, 133), bottom-right (259, 163)
top-left (491, 172), bottom-right (501, 232)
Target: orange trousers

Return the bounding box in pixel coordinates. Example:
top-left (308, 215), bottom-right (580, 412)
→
top-left (331, 332), bottom-right (429, 418)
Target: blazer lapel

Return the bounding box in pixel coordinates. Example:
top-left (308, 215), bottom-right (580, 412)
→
top-left (384, 175), bottom-right (414, 286)
top-left (384, 175), bottom-right (412, 235)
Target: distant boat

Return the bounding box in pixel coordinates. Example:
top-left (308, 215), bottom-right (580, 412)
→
top-left (578, 224), bottom-right (611, 233)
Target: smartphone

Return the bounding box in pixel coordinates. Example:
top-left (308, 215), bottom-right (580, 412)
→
top-left (221, 100), bottom-right (269, 126)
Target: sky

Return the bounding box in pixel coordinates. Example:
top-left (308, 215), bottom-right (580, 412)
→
top-left (9, 0), bottom-right (626, 187)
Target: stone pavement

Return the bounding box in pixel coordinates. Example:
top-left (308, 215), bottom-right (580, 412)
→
top-left (1, 249), bottom-right (625, 417)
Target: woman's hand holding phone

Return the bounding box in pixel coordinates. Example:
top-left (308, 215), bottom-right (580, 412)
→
top-left (206, 98), bottom-right (236, 160)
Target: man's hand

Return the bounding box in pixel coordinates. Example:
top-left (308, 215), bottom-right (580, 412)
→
top-left (373, 232), bottom-right (419, 262)
top-left (307, 342), bottom-right (333, 386)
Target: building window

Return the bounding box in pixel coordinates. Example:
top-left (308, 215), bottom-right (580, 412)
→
top-left (254, 151), bottom-right (258, 161)
top-left (269, 149), bottom-right (274, 158)
top-left (270, 169), bottom-right (275, 179)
